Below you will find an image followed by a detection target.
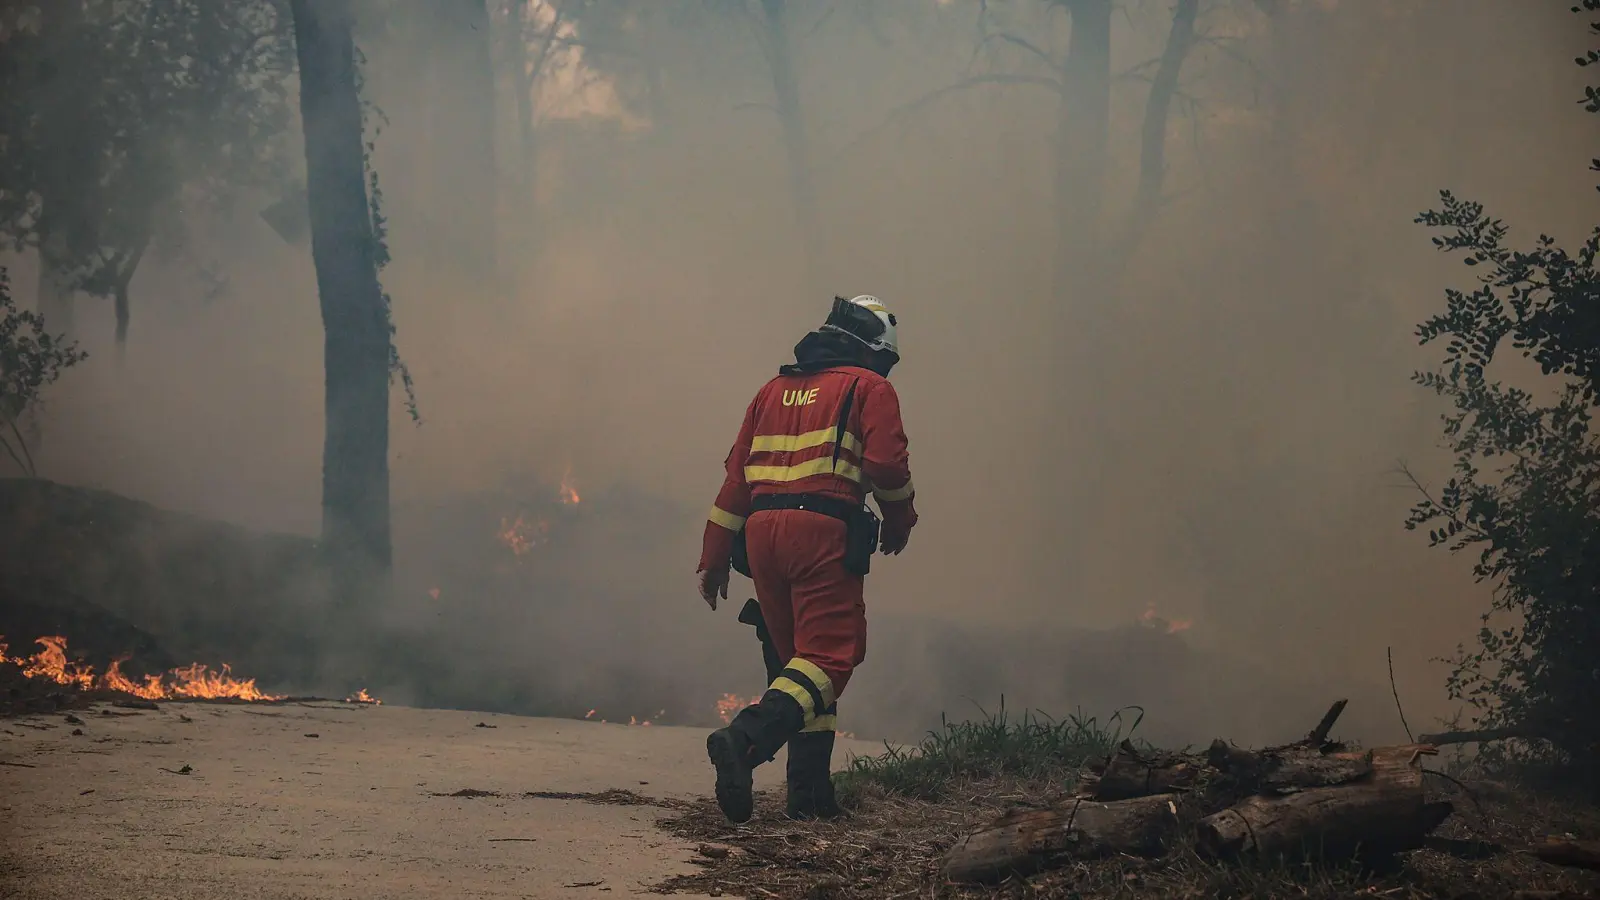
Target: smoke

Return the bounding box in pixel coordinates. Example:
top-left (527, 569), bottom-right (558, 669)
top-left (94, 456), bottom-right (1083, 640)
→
top-left (9, 0), bottom-right (1594, 747)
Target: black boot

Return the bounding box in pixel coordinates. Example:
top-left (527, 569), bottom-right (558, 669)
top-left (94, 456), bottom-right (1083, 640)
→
top-left (707, 690), bottom-right (804, 824)
top-left (785, 730), bottom-right (842, 820)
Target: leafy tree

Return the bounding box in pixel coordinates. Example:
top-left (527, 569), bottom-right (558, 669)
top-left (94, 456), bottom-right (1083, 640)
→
top-left (1404, 2), bottom-right (1600, 780)
top-left (0, 0), bottom-right (295, 346)
top-left (0, 268), bottom-right (86, 477)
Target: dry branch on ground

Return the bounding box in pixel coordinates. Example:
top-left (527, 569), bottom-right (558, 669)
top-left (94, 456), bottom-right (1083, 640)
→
top-left (643, 699), bottom-right (1600, 899)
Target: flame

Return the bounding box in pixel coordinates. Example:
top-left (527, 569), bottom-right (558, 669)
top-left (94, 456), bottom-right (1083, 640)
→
top-left (1138, 604), bottom-right (1194, 634)
top-left (558, 467), bottom-right (581, 505)
top-left (104, 658), bottom-right (165, 699)
top-left (716, 692), bottom-right (762, 725)
top-left (498, 514), bottom-right (550, 555)
top-left (19, 636), bottom-right (97, 689)
top-left (1, 634), bottom-right (287, 702)
top-left (427, 586), bottom-right (441, 600)
top-left (164, 663), bottom-right (280, 701)
top-left (345, 688), bottom-right (381, 705)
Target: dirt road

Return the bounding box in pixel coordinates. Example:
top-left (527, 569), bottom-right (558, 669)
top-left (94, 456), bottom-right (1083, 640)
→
top-left (0, 702), bottom-right (878, 899)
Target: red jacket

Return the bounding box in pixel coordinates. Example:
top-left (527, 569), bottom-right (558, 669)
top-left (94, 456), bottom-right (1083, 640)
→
top-left (699, 365), bottom-right (917, 572)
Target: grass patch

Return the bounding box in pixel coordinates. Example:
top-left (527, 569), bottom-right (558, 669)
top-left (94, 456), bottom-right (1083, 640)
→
top-left (835, 700), bottom-right (1145, 803)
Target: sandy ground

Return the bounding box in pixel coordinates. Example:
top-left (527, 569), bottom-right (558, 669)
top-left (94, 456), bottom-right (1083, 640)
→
top-left (0, 702), bottom-right (881, 899)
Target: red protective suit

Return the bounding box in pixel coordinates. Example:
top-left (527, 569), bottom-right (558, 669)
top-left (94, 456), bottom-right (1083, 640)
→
top-left (699, 364), bottom-right (917, 717)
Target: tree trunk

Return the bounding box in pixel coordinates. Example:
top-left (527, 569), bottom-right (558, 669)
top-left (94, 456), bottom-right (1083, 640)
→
top-left (1040, 0), bottom-right (1113, 594)
top-left (290, 0), bottom-right (393, 593)
top-left (509, 0), bottom-right (561, 274)
top-left (759, 0), bottom-right (821, 289)
top-left (1051, 0), bottom-right (1111, 308)
top-left (430, 0), bottom-right (499, 288)
top-left (31, 0), bottom-right (91, 342)
top-left (34, 229), bottom-right (75, 340)
top-left (113, 282), bottom-right (129, 360)
top-left (1197, 745), bottom-right (1450, 861)
top-left (944, 794), bottom-right (1182, 884)
top-left (111, 237), bottom-right (149, 361)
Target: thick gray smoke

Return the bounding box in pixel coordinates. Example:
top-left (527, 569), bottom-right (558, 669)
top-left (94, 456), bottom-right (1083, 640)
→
top-left (11, 0), bottom-right (1594, 746)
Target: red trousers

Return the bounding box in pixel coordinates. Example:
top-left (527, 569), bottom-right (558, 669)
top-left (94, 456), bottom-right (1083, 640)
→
top-left (745, 509), bottom-right (867, 700)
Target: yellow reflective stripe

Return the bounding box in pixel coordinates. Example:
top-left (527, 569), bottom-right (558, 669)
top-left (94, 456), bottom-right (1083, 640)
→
top-left (745, 457), bottom-right (862, 485)
top-left (859, 303), bottom-right (889, 314)
top-left (750, 428), bottom-right (862, 457)
top-left (785, 657), bottom-right (836, 708)
top-left (707, 505), bottom-right (746, 532)
top-left (770, 676), bottom-right (816, 719)
top-left (873, 479), bottom-right (914, 503)
top-left (801, 714), bottom-right (837, 733)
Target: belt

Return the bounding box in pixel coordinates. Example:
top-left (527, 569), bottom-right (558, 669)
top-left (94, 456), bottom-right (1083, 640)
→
top-left (748, 492), bottom-right (858, 522)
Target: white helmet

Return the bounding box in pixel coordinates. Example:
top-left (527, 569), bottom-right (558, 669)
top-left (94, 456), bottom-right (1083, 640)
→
top-left (821, 294), bottom-right (899, 358)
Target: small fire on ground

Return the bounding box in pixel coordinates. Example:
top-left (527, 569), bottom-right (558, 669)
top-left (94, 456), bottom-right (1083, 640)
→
top-left (558, 467), bottom-right (581, 506)
top-left (497, 468), bottom-right (582, 556)
top-left (1139, 603), bottom-right (1194, 634)
top-left (498, 515), bottom-right (550, 555)
top-left (584, 707), bottom-right (665, 726)
top-left (0, 635), bottom-right (381, 705)
top-left (717, 692), bottom-right (762, 724)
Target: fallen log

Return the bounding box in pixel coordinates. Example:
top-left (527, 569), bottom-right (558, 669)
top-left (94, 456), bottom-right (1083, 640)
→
top-left (1203, 740), bottom-right (1374, 794)
top-left (1532, 838), bottom-right (1600, 872)
top-left (943, 793), bottom-right (1182, 884)
top-left (1197, 745), bottom-right (1449, 861)
top-left (1077, 741), bottom-right (1199, 800)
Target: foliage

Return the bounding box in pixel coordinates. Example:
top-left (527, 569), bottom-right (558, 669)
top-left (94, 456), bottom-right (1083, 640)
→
top-left (351, 44), bottom-right (418, 423)
top-left (1403, 2), bottom-right (1600, 779)
top-left (834, 701), bottom-right (1141, 804)
top-left (0, 0), bottom-right (296, 330)
top-left (0, 268), bottom-right (87, 476)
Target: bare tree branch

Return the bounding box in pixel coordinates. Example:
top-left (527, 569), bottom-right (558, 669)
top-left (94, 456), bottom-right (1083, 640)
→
top-left (0, 426), bottom-right (31, 478)
top-left (1109, 0), bottom-right (1199, 278)
top-left (7, 417), bottom-right (34, 478)
top-left (817, 73), bottom-right (1063, 173)
top-left (1115, 56), bottom-right (1162, 83)
top-left (982, 31), bottom-right (1058, 71)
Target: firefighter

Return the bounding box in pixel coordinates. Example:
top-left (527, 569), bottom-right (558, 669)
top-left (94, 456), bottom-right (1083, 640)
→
top-left (696, 294), bottom-right (919, 824)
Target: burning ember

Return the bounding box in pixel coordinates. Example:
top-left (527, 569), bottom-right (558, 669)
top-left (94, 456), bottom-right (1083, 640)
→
top-left (1, 635), bottom-right (284, 701)
top-left (583, 707), bottom-right (664, 726)
top-left (345, 688), bottom-right (381, 705)
top-left (1138, 604), bottom-right (1194, 634)
top-left (498, 514), bottom-right (550, 555)
top-left (496, 469), bottom-right (581, 557)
